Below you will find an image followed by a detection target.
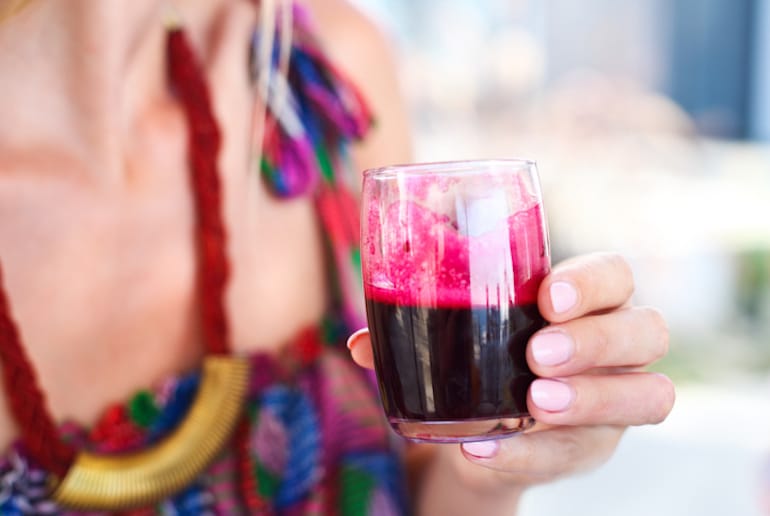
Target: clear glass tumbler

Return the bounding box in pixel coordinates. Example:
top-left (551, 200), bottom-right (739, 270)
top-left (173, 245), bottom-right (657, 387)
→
top-left (361, 159), bottom-right (550, 442)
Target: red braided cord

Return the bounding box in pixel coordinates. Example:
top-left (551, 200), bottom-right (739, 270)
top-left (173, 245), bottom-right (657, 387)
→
top-left (167, 28), bottom-right (231, 356)
top-left (0, 265), bottom-right (76, 477)
top-left (235, 416), bottom-right (273, 514)
top-left (0, 28), bottom-right (232, 476)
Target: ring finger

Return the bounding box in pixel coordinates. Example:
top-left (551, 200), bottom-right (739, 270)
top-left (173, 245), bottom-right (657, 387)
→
top-left (527, 372), bottom-right (675, 427)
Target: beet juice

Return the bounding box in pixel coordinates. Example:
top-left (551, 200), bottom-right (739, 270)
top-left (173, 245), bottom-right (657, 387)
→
top-left (361, 160), bottom-right (550, 442)
top-left (365, 300), bottom-right (546, 420)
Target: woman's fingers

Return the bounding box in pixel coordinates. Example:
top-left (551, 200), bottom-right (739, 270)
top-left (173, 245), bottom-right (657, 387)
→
top-left (346, 328), bottom-right (375, 369)
top-left (527, 306), bottom-right (669, 377)
top-left (526, 372), bottom-right (675, 427)
top-left (457, 425), bottom-right (624, 486)
top-left (348, 329), bottom-right (675, 427)
top-left (539, 253), bottom-right (635, 323)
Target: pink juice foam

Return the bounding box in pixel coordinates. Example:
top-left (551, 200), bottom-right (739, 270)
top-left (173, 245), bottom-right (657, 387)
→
top-left (364, 200), bottom-right (549, 308)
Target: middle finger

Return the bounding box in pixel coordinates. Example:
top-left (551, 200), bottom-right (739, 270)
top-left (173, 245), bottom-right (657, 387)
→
top-left (527, 306), bottom-right (669, 378)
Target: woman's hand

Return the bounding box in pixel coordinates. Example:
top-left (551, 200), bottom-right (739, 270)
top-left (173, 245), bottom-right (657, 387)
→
top-left (347, 252), bottom-right (675, 501)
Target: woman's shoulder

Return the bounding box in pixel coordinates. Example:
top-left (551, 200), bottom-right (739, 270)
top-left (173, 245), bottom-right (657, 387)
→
top-left (301, 0), bottom-right (395, 60)
top-left (301, 0), bottom-right (413, 170)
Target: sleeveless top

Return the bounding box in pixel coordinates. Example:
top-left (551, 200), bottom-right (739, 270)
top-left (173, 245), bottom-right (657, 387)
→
top-left (0, 7), bottom-right (408, 515)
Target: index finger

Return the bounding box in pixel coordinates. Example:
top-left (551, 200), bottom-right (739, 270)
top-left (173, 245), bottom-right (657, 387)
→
top-left (539, 253), bottom-right (634, 323)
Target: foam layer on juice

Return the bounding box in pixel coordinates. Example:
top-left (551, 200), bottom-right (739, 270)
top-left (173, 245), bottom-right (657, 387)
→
top-left (364, 200), bottom-right (549, 308)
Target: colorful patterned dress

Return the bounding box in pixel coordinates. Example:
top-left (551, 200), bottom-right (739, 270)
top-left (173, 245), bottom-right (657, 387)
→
top-left (0, 7), bottom-right (408, 515)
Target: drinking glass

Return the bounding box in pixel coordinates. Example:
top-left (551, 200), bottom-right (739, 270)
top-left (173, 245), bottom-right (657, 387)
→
top-left (361, 159), bottom-right (550, 442)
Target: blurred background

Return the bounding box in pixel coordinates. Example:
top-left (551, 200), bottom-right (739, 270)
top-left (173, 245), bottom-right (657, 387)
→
top-left (352, 0), bottom-right (770, 514)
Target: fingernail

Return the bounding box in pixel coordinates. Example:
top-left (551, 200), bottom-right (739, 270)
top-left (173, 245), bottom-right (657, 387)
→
top-left (550, 281), bottom-right (578, 314)
top-left (530, 379), bottom-right (574, 412)
top-left (531, 331), bottom-right (574, 367)
top-left (346, 328), bottom-right (368, 350)
top-left (462, 440), bottom-right (500, 459)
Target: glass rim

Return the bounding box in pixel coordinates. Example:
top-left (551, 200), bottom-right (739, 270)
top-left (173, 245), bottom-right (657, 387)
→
top-left (363, 158), bottom-right (538, 179)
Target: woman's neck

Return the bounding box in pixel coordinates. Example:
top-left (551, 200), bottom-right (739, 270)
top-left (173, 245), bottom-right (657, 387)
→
top-left (0, 0), bottom-right (170, 177)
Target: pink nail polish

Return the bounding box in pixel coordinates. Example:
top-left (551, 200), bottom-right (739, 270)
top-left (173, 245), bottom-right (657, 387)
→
top-left (550, 281), bottom-right (578, 314)
top-left (531, 331), bottom-right (573, 367)
top-left (530, 379), bottom-right (574, 412)
top-left (346, 328), bottom-right (368, 350)
top-left (462, 440), bottom-right (500, 459)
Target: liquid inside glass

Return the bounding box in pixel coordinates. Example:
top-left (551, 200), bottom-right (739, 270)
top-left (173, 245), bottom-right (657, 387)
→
top-left (362, 161), bottom-right (550, 442)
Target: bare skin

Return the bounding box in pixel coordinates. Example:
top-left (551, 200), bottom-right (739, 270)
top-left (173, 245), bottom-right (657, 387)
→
top-left (0, 0), bottom-right (330, 449)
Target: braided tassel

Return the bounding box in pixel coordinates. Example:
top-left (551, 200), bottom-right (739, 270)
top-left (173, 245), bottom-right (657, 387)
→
top-left (0, 265), bottom-right (76, 478)
top-left (254, 3), bottom-right (374, 199)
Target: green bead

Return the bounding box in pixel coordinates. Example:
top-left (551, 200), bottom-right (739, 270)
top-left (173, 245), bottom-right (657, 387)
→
top-left (129, 390), bottom-right (160, 428)
top-left (315, 144), bottom-right (334, 183)
top-left (349, 247), bottom-right (361, 273)
top-left (339, 465), bottom-right (374, 516)
top-left (256, 461), bottom-right (280, 498)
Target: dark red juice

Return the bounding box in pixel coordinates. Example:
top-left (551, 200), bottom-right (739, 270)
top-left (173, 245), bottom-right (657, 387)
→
top-left (365, 298), bottom-right (546, 422)
top-left (361, 183), bottom-right (550, 439)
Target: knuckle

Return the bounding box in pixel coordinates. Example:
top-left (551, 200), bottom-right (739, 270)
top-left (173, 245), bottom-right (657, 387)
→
top-left (585, 317), bottom-right (611, 365)
top-left (584, 253), bottom-right (635, 303)
top-left (454, 457), bottom-right (500, 492)
top-left (585, 381), bottom-right (613, 421)
top-left (640, 306), bottom-right (670, 361)
top-left (649, 374), bottom-right (676, 424)
top-left (539, 433), bottom-right (583, 480)
top-left (515, 434), bottom-right (539, 471)
top-left (597, 388), bottom-right (615, 420)
top-left (608, 253), bottom-right (635, 298)
top-left (586, 426), bottom-right (625, 470)
top-left (558, 432), bottom-right (585, 472)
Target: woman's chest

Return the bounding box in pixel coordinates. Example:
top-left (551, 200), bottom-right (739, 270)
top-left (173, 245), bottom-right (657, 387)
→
top-left (0, 160), bottom-right (328, 450)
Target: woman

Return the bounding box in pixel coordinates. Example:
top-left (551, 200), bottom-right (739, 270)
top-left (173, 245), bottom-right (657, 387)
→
top-left (0, 0), bottom-right (674, 513)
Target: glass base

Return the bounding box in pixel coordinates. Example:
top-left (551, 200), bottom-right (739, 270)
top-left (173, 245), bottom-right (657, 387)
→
top-left (388, 415), bottom-right (535, 443)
